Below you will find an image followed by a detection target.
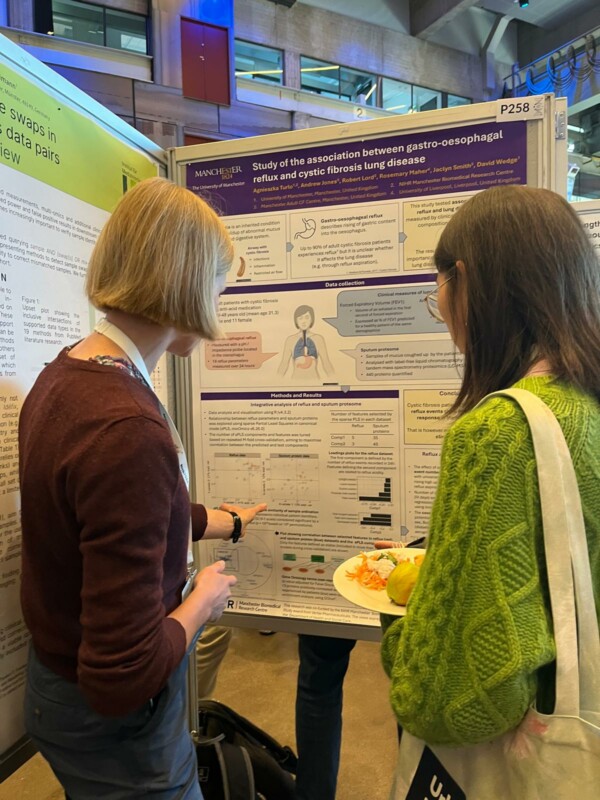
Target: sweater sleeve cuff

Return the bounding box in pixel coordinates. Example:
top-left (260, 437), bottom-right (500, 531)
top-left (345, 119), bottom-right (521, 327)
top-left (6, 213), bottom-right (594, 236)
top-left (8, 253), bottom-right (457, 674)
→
top-left (191, 503), bottom-right (208, 541)
top-left (164, 616), bottom-right (187, 664)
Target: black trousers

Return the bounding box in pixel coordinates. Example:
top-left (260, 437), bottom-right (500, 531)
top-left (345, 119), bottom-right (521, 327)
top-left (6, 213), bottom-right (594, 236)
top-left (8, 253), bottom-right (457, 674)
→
top-left (294, 634), bottom-right (357, 800)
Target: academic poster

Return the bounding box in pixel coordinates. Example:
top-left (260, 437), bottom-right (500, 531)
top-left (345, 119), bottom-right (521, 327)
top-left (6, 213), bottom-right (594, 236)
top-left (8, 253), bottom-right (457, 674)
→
top-left (0, 36), bottom-right (159, 772)
top-left (184, 115), bottom-right (530, 628)
top-left (576, 199), bottom-right (600, 256)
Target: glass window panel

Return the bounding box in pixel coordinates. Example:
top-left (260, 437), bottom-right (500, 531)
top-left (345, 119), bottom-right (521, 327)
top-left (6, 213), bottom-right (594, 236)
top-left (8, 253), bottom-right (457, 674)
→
top-left (105, 9), bottom-right (147, 54)
top-left (300, 56), bottom-right (340, 97)
top-left (234, 40), bottom-right (283, 84)
top-left (339, 66), bottom-right (377, 106)
top-left (414, 85), bottom-right (442, 112)
top-left (52, 0), bottom-right (103, 47)
top-left (447, 94), bottom-right (471, 107)
top-left (381, 77), bottom-right (412, 114)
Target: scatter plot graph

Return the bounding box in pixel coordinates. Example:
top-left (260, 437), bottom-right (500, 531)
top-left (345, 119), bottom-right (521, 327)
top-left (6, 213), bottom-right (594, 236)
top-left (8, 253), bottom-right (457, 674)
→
top-left (209, 452), bottom-right (263, 504)
top-left (266, 453), bottom-right (319, 503)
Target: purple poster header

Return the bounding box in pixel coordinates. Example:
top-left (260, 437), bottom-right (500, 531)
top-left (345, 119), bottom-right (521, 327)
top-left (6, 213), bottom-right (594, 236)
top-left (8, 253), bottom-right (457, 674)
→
top-left (200, 390), bottom-right (400, 401)
top-left (186, 121), bottom-right (527, 216)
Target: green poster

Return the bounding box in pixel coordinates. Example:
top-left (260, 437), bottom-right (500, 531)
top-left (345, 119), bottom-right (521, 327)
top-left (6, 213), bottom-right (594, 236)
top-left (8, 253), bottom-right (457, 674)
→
top-left (0, 63), bottom-right (157, 211)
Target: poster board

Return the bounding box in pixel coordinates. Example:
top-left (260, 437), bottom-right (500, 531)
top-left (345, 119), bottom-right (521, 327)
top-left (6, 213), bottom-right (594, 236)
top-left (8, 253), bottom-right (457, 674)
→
top-left (574, 199), bottom-right (600, 257)
top-left (170, 95), bottom-right (566, 641)
top-left (0, 32), bottom-right (165, 780)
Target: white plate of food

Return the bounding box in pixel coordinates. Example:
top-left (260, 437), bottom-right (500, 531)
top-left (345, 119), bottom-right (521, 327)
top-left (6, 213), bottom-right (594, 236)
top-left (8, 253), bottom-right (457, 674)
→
top-left (333, 548), bottom-right (426, 615)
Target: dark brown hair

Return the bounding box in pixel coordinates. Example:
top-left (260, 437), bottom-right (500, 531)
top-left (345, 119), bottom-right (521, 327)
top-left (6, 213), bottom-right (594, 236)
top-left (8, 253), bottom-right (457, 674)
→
top-left (434, 185), bottom-right (600, 414)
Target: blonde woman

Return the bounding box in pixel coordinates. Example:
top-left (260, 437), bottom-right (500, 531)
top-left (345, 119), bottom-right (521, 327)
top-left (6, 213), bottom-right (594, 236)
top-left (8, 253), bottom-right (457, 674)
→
top-left (19, 178), bottom-right (266, 799)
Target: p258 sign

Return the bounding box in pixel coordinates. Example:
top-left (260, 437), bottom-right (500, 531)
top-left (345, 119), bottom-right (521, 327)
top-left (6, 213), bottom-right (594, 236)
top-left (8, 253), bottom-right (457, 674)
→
top-left (496, 97), bottom-right (545, 122)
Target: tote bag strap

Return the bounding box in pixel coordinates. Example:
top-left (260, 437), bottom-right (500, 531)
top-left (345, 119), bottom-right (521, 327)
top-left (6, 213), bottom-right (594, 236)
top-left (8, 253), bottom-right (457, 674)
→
top-left (481, 389), bottom-right (600, 715)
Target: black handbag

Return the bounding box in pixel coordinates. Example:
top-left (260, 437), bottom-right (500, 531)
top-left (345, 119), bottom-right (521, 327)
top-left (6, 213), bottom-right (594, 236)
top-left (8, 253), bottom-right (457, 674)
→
top-left (195, 699), bottom-right (297, 800)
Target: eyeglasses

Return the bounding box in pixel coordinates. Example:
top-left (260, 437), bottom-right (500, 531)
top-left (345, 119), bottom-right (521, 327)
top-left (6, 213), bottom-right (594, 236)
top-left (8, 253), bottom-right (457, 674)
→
top-left (423, 275), bottom-right (453, 323)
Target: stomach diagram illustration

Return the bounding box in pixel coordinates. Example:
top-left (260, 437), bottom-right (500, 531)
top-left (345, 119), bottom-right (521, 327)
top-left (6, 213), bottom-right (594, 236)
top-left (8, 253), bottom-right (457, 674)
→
top-left (294, 218), bottom-right (317, 240)
top-left (278, 305), bottom-right (335, 381)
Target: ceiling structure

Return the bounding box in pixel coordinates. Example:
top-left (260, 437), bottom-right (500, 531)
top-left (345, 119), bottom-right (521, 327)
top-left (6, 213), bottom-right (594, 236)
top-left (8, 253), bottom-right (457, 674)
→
top-left (297, 0), bottom-right (410, 34)
top-left (294, 0), bottom-right (600, 194)
top-left (295, 0), bottom-right (600, 89)
top-left (297, 0), bottom-right (598, 43)
top-left (477, 0), bottom-right (598, 30)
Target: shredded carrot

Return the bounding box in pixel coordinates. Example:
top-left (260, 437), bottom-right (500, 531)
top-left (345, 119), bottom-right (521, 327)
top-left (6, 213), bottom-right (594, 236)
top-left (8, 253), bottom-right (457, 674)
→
top-left (346, 551), bottom-right (423, 592)
top-left (346, 553), bottom-right (387, 591)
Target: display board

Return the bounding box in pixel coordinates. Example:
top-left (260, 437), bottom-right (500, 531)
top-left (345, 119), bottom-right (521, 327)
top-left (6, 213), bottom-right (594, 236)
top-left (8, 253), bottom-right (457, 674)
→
top-left (171, 95), bottom-right (566, 640)
top-left (575, 199), bottom-right (600, 256)
top-left (0, 33), bottom-right (164, 780)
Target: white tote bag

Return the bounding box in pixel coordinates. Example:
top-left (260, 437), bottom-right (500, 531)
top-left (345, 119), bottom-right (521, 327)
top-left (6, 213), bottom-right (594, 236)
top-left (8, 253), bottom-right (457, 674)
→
top-left (390, 388), bottom-right (600, 800)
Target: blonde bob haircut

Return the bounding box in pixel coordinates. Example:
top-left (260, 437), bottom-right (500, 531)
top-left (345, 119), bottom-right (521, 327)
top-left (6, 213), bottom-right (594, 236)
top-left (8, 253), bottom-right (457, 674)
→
top-left (86, 177), bottom-right (233, 339)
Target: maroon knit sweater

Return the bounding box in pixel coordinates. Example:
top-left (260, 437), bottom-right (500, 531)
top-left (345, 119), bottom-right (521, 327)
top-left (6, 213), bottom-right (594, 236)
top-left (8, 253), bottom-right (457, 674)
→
top-left (19, 348), bottom-right (207, 716)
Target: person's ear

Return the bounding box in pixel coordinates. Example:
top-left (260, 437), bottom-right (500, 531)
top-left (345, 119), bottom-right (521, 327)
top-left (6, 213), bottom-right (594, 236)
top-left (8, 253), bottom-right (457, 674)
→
top-left (455, 259), bottom-right (466, 279)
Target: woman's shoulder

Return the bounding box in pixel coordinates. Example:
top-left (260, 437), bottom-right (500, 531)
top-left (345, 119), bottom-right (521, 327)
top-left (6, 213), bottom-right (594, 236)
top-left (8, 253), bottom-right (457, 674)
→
top-left (446, 391), bottom-right (526, 445)
top-left (446, 376), bottom-right (600, 454)
top-left (515, 375), bottom-right (600, 416)
top-left (42, 349), bottom-right (163, 424)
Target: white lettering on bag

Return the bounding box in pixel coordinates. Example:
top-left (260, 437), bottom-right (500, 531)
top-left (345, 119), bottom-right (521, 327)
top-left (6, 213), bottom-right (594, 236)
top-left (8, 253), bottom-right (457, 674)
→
top-left (427, 775), bottom-right (451, 800)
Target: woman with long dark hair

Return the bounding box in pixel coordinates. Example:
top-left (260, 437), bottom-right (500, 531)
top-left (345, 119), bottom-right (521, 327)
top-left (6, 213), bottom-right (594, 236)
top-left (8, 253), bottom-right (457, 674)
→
top-left (382, 185), bottom-right (600, 793)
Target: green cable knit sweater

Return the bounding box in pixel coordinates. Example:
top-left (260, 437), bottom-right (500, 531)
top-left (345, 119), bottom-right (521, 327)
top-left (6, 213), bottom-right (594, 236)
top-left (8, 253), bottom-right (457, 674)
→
top-left (381, 376), bottom-right (600, 746)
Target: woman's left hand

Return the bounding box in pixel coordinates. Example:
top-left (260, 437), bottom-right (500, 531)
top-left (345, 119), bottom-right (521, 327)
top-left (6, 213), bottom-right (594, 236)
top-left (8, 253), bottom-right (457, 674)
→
top-left (219, 502), bottom-right (267, 540)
